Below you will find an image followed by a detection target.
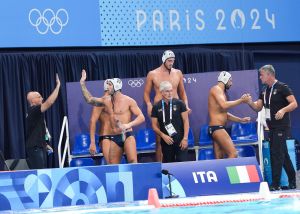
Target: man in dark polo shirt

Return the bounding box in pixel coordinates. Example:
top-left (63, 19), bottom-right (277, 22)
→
top-left (246, 65), bottom-right (298, 191)
top-left (151, 81), bottom-right (189, 163)
top-left (26, 74), bottom-right (60, 169)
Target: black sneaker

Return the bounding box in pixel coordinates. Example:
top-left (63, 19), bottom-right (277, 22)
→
top-left (281, 186), bottom-right (289, 190)
top-left (288, 182), bottom-right (296, 190)
top-left (269, 185), bottom-right (281, 191)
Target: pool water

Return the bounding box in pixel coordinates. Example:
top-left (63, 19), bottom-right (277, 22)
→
top-left (6, 197), bottom-right (300, 214)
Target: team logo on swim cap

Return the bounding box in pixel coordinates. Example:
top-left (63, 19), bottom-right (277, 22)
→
top-left (162, 50), bottom-right (175, 63)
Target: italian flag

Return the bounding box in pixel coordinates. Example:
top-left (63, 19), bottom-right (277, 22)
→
top-left (226, 165), bottom-right (260, 184)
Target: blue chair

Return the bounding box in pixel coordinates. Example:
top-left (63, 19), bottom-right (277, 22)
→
top-left (198, 148), bottom-right (215, 160)
top-left (187, 128), bottom-right (195, 147)
top-left (199, 125), bottom-right (213, 146)
top-left (70, 158), bottom-right (95, 167)
top-left (231, 122), bottom-right (258, 144)
top-left (136, 128), bottom-right (156, 151)
top-left (236, 145), bottom-right (256, 157)
top-left (72, 133), bottom-right (100, 155)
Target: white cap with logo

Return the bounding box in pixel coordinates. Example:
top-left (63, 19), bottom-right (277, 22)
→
top-left (162, 50), bottom-right (175, 63)
top-left (218, 71), bottom-right (232, 85)
top-left (110, 78), bottom-right (122, 91)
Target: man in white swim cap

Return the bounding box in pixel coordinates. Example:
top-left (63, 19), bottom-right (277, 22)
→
top-left (208, 71), bottom-right (251, 159)
top-left (80, 69), bottom-right (145, 164)
top-left (217, 71), bottom-right (232, 90)
top-left (89, 78), bottom-right (112, 164)
top-left (108, 78), bottom-right (122, 95)
top-left (144, 50), bottom-right (191, 162)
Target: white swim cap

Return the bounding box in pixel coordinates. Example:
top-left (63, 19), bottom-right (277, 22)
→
top-left (218, 71), bottom-right (232, 85)
top-left (162, 50), bottom-right (175, 63)
top-left (103, 79), bottom-right (110, 91)
top-left (110, 78), bottom-right (122, 91)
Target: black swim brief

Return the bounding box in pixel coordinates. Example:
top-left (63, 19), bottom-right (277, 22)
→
top-left (99, 132), bottom-right (134, 148)
top-left (99, 135), bottom-right (113, 144)
top-left (208, 125), bottom-right (225, 137)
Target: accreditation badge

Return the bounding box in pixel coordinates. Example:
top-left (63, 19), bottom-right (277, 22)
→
top-left (165, 123), bottom-right (177, 137)
top-left (265, 108), bottom-right (271, 120)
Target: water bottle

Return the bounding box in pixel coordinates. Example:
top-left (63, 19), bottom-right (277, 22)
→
top-left (145, 130), bottom-right (149, 143)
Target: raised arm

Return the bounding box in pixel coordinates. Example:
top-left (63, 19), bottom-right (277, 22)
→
top-left (41, 73), bottom-right (61, 112)
top-left (80, 69), bottom-right (105, 107)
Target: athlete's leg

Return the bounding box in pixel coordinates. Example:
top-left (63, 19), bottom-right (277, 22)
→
top-left (155, 135), bottom-right (163, 162)
top-left (100, 139), bottom-right (110, 164)
top-left (108, 141), bottom-right (123, 164)
top-left (124, 136), bottom-right (138, 163)
top-left (212, 129), bottom-right (237, 159)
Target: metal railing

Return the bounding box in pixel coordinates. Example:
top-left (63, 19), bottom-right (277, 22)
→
top-left (58, 116), bottom-right (70, 168)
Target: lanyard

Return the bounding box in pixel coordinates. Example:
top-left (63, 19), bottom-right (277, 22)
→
top-left (264, 80), bottom-right (277, 107)
top-left (162, 99), bottom-right (172, 124)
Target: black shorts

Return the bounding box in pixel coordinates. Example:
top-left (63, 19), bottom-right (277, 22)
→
top-left (208, 125), bottom-right (225, 137)
top-left (99, 132), bottom-right (134, 148)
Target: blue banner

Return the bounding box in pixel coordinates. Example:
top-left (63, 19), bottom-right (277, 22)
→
top-left (0, 0), bottom-right (299, 47)
top-left (0, 0), bottom-right (101, 47)
top-left (0, 163), bottom-right (162, 211)
top-left (162, 157), bottom-right (263, 197)
top-left (99, 0), bottom-right (300, 46)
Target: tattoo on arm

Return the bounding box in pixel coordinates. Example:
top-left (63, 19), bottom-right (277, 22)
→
top-left (81, 83), bottom-right (92, 102)
top-left (90, 98), bottom-right (105, 107)
top-left (81, 83), bottom-right (104, 107)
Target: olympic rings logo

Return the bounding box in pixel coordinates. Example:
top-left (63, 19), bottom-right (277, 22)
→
top-left (127, 79), bottom-right (144, 87)
top-left (28, 8), bottom-right (69, 35)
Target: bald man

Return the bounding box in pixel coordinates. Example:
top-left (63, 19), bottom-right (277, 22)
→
top-left (26, 74), bottom-right (60, 169)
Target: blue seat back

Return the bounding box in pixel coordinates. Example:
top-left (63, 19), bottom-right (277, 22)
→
top-left (198, 148), bottom-right (215, 160)
top-left (199, 125), bottom-right (212, 146)
top-left (136, 128), bottom-right (156, 151)
top-left (231, 122), bottom-right (258, 143)
top-left (72, 133), bottom-right (100, 155)
top-left (236, 145), bottom-right (256, 157)
top-left (188, 127), bottom-right (194, 147)
top-left (70, 158), bottom-right (95, 167)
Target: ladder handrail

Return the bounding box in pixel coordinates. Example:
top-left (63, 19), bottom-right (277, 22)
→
top-left (257, 111), bottom-right (264, 174)
top-left (58, 116), bottom-right (70, 168)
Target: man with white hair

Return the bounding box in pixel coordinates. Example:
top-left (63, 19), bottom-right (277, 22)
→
top-left (208, 71), bottom-right (251, 159)
top-left (144, 50), bottom-right (190, 162)
top-left (26, 74), bottom-right (60, 169)
top-left (151, 81), bottom-right (189, 163)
